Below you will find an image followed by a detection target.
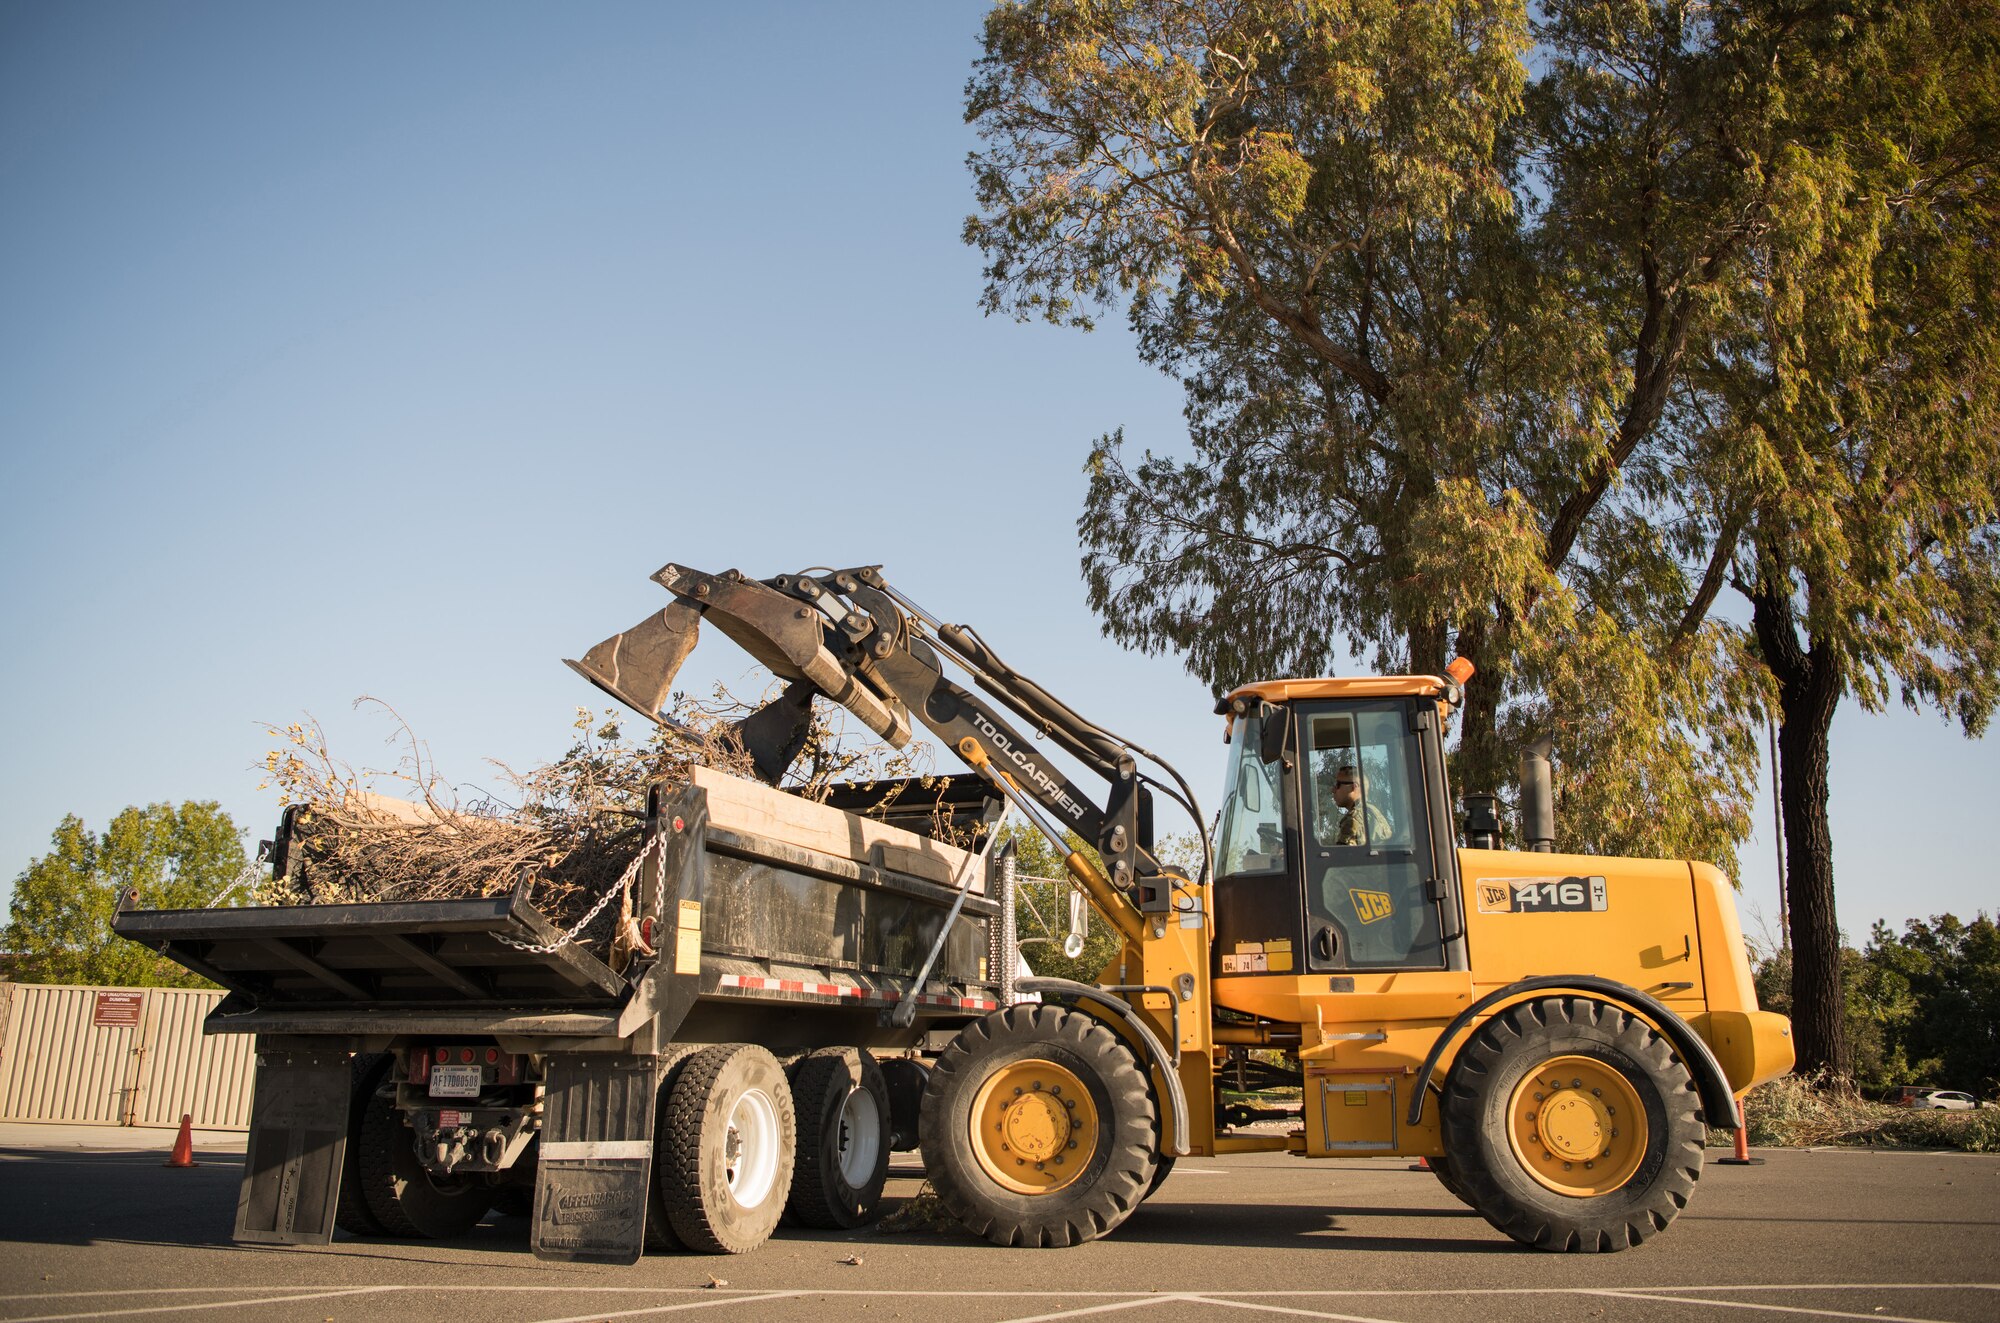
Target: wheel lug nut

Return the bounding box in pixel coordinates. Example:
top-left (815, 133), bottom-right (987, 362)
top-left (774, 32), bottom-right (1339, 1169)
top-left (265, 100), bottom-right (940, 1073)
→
top-left (1571, 1078), bottom-right (1582, 1087)
top-left (1591, 1088), bottom-right (1601, 1097)
top-left (1067, 1140), bottom-right (1077, 1149)
top-left (1035, 1162), bottom-right (1045, 1170)
top-left (1563, 1162), bottom-right (1573, 1170)
top-left (1013, 1087), bottom-right (1022, 1095)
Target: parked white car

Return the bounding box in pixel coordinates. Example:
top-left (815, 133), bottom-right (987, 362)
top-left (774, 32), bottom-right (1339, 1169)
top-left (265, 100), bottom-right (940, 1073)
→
top-left (1908, 1089), bottom-right (1989, 1111)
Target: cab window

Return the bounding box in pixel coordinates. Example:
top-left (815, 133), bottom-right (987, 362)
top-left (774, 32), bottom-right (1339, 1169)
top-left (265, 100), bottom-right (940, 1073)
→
top-left (1216, 714), bottom-right (1287, 877)
top-left (1300, 703), bottom-right (1443, 970)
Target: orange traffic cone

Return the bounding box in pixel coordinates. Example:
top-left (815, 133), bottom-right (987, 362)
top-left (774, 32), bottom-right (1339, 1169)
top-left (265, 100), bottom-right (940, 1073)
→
top-left (1408, 1155), bottom-right (1432, 1172)
top-left (1716, 1099), bottom-right (1764, 1166)
top-left (164, 1114), bottom-right (197, 1168)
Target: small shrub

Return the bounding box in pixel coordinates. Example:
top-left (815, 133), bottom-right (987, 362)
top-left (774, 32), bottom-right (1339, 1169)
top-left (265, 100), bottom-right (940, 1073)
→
top-left (1718, 1074), bottom-right (2000, 1152)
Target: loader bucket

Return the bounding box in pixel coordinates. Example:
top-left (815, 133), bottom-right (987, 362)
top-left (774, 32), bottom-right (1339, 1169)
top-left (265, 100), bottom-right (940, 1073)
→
top-left (564, 600), bottom-right (703, 722)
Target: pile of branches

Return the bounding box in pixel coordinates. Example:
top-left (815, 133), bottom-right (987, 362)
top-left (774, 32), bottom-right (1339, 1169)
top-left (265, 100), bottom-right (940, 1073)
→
top-left (259, 688), bottom-right (932, 940)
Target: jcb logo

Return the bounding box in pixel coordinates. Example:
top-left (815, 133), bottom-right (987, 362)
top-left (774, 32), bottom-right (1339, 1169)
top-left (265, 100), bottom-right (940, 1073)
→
top-left (1350, 889), bottom-right (1393, 924)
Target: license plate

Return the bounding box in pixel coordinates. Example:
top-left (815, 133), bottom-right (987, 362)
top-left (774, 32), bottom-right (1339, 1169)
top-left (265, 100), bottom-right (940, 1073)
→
top-left (429, 1064), bottom-right (483, 1098)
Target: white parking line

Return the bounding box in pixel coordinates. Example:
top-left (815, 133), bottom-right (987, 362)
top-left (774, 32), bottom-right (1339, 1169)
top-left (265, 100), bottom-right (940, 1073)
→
top-left (995, 1298), bottom-right (1201, 1323)
top-left (1585, 1290), bottom-right (1951, 1322)
top-left (1, 1282), bottom-right (1993, 1321)
top-left (528, 1291), bottom-right (803, 1323)
top-left (4, 1285), bottom-right (396, 1323)
top-left (1184, 1297), bottom-right (1407, 1322)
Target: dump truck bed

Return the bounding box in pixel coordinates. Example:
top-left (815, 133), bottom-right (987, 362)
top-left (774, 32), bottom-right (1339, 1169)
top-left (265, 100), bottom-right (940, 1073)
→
top-left (114, 767), bottom-right (1006, 1045)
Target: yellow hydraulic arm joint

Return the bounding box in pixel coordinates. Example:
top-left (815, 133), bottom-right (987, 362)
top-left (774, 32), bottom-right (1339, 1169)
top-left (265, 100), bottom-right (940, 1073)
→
top-left (957, 737), bottom-right (1146, 945)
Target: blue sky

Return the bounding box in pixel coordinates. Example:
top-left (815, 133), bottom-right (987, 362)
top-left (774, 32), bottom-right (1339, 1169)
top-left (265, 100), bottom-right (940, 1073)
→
top-left (1, 1), bottom-right (1990, 949)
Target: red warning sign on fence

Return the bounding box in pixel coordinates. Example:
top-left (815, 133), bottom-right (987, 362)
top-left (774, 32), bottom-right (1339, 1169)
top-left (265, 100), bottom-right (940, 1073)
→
top-left (92, 992), bottom-right (143, 1028)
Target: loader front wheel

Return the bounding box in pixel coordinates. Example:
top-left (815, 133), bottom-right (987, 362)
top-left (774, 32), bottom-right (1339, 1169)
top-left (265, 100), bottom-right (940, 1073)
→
top-left (920, 1005), bottom-right (1156, 1248)
top-left (658, 1044), bottom-right (795, 1254)
top-left (1441, 997), bottom-right (1705, 1252)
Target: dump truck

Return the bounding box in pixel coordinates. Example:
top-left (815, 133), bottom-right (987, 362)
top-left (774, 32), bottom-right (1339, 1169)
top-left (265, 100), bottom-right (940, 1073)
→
top-left (114, 560), bottom-right (1793, 1260)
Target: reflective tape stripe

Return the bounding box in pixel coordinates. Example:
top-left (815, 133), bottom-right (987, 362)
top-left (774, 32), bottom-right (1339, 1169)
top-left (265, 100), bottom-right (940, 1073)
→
top-left (713, 973), bottom-right (997, 1011)
top-left (539, 1141), bottom-right (651, 1161)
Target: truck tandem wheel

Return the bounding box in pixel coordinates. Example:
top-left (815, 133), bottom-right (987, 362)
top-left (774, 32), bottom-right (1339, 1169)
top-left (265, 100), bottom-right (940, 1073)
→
top-left (787, 1048), bottom-right (891, 1229)
top-left (354, 1081), bottom-right (491, 1239)
top-left (1441, 996), bottom-right (1705, 1252)
top-left (658, 1043), bottom-right (796, 1254)
top-left (335, 1052), bottom-right (392, 1236)
top-left (920, 1005), bottom-right (1157, 1248)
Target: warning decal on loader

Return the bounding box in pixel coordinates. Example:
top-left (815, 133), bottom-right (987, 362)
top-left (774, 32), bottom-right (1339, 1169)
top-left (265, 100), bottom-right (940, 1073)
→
top-left (1475, 875), bottom-right (1608, 914)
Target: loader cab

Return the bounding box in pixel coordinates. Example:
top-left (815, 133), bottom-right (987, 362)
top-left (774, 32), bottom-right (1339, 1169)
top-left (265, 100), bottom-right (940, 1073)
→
top-left (1212, 681), bottom-right (1468, 979)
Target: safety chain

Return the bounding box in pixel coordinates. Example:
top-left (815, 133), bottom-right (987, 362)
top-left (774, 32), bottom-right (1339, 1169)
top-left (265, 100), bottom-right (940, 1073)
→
top-left (493, 830), bottom-right (664, 956)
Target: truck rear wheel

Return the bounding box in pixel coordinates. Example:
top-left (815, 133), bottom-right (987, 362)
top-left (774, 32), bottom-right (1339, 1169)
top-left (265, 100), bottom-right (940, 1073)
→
top-left (787, 1048), bottom-right (891, 1229)
top-left (335, 1053), bottom-right (392, 1236)
top-left (920, 1005), bottom-right (1156, 1248)
top-left (354, 1082), bottom-right (491, 1239)
top-left (1441, 996), bottom-right (1704, 1252)
top-left (658, 1044), bottom-right (795, 1253)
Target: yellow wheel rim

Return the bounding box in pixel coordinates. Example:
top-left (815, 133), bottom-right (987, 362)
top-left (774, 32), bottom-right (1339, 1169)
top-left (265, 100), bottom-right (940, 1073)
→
top-left (1506, 1055), bottom-right (1646, 1197)
top-left (969, 1058), bottom-right (1098, 1195)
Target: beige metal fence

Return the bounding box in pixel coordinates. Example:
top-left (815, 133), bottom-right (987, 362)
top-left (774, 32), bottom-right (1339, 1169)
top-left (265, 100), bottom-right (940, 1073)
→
top-left (0, 983), bottom-right (255, 1129)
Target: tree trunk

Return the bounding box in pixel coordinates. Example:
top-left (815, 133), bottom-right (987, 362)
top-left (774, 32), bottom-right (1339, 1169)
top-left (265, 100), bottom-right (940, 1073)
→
top-left (1749, 566), bottom-right (1850, 1084)
top-left (1452, 614), bottom-right (1503, 797)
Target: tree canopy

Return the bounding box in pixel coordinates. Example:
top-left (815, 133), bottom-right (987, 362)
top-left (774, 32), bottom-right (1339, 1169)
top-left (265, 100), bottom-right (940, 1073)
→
top-left (5, 802), bottom-right (250, 987)
top-left (966, 0), bottom-right (2000, 1083)
top-left (965, 0), bottom-right (1790, 871)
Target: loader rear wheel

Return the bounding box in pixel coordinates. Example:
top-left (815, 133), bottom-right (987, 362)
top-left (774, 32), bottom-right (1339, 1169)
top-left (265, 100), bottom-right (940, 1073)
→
top-left (334, 1053), bottom-right (393, 1236)
top-left (658, 1044), bottom-right (795, 1254)
top-left (1441, 997), bottom-right (1704, 1252)
top-left (920, 1005), bottom-right (1156, 1248)
top-left (786, 1048), bottom-right (891, 1229)
top-left (1428, 1153), bottom-right (1474, 1208)
top-left (354, 1082), bottom-right (490, 1239)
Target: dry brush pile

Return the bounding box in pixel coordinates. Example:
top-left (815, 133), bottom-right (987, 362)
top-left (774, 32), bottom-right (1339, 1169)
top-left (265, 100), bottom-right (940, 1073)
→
top-left (258, 688), bottom-right (934, 949)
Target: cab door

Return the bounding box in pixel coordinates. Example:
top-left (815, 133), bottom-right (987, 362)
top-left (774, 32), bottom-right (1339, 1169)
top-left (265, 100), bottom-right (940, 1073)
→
top-left (1294, 699), bottom-right (1459, 972)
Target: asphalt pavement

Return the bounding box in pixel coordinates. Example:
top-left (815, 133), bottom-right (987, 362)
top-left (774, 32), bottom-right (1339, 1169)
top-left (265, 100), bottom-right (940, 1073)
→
top-left (0, 1124), bottom-right (1994, 1323)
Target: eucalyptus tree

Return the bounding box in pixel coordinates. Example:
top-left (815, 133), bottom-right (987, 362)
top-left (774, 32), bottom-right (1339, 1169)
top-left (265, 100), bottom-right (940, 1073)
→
top-left (965, 0), bottom-right (1781, 866)
top-left (1700, 0), bottom-right (2000, 1080)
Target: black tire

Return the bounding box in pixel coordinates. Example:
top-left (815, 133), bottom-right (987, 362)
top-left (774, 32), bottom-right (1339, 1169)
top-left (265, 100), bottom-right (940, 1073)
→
top-left (1440, 996), bottom-right (1705, 1252)
top-left (645, 1046), bottom-right (702, 1252)
top-left (658, 1044), bottom-right (796, 1254)
top-left (354, 1081), bottom-right (491, 1238)
top-left (920, 1005), bottom-right (1157, 1248)
top-left (787, 1048), bottom-right (892, 1229)
top-left (1429, 1153), bottom-right (1475, 1208)
top-left (335, 1053), bottom-right (393, 1236)
top-left (488, 1186), bottom-right (533, 1218)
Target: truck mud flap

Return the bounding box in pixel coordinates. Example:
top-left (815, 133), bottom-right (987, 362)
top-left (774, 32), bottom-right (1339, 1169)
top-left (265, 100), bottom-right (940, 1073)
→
top-left (233, 1046), bottom-right (350, 1246)
top-left (532, 1054), bottom-right (660, 1265)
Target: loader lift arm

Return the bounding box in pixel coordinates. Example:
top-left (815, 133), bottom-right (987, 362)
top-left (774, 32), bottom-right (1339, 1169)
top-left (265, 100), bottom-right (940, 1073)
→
top-left (568, 563), bottom-right (1210, 920)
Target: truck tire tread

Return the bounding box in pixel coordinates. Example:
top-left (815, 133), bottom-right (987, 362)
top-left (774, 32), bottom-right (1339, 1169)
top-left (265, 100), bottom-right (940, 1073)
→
top-left (659, 1043), bottom-right (795, 1254)
top-left (787, 1048), bottom-right (891, 1229)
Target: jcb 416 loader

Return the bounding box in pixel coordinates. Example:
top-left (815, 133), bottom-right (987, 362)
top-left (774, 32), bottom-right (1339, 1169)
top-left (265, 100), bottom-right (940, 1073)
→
top-left (571, 562), bottom-right (1794, 1253)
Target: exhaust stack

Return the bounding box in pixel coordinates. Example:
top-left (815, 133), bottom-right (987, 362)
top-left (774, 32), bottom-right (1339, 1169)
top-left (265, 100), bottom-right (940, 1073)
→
top-left (1519, 737), bottom-right (1555, 853)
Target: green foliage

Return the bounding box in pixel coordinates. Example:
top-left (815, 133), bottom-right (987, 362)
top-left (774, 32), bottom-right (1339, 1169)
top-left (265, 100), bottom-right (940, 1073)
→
top-left (1861, 915), bottom-right (2000, 1097)
top-left (965, 0), bottom-right (1802, 871)
top-left (1753, 912), bottom-right (2000, 1097)
top-left (999, 822), bottom-right (1123, 985)
top-left (5, 802), bottom-right (250, 987)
